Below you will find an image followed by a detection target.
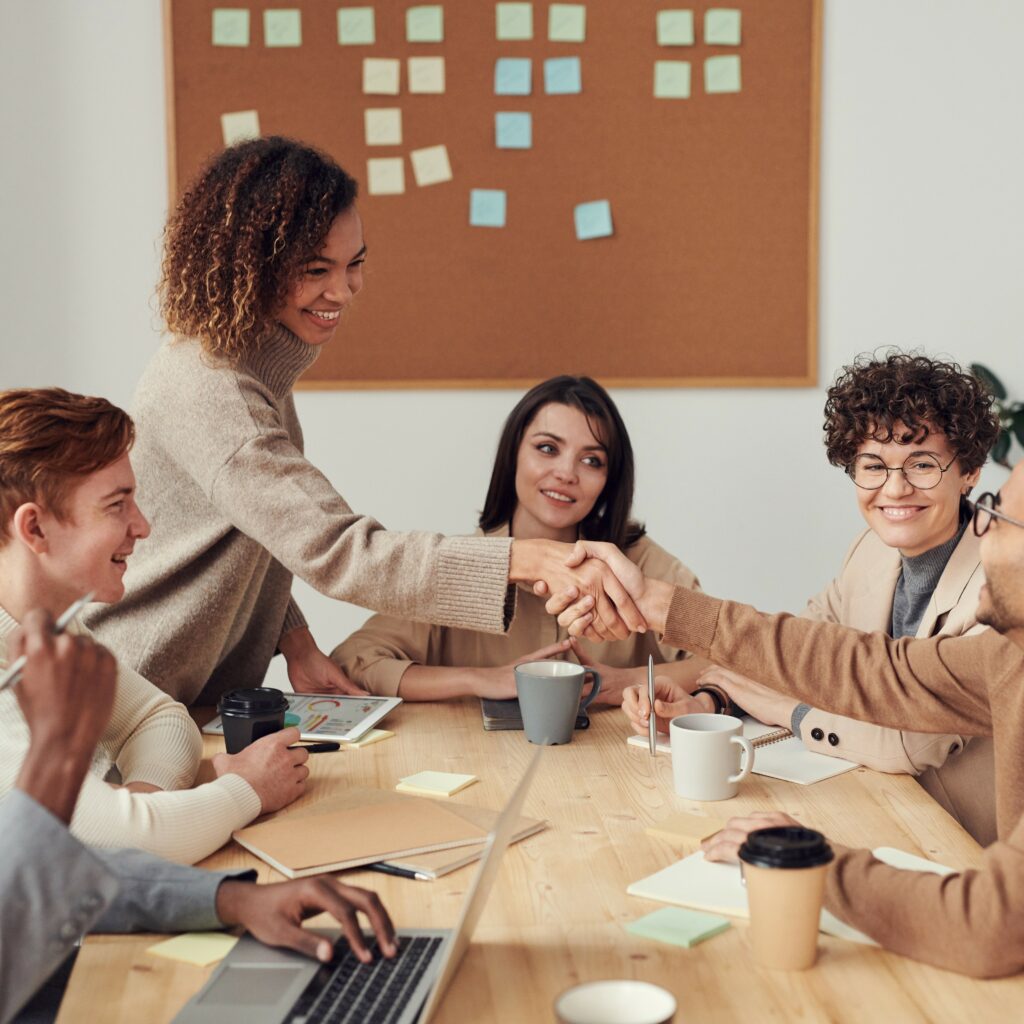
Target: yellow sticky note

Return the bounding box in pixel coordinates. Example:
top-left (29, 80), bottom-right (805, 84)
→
top-left (363, 57), bottom-right (401, 95)
top-left (367, 158), bottom-right (405, 195)
top-left (396, 770), bottom-right (477, 797)
top-left (343, 728), bottom-right (394, 747)
top-left (645, 812), bottom-right (722, 847)
top-left (364, 108), bottom-right (402, 146)
top-left (496, 2), bottom-right (533, 41)
top-left (408, 56), bottom-right (445, 94)
top-left (148, 933), bottom-right (239, 967)
top-left (221, 110), bottom-right (260, 146)
top-left (409, 145), bottom-right (452, 187)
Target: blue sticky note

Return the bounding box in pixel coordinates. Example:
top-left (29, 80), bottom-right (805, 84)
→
top-left (470, 189), bottom-right (507, 228)
top-left (544, 56), bottom-right (582, 94)
top-left (574, 200), bottom-right (612, 240)
top-left (495, 112), bottom-right (532, 149)
top-left (495, 57), bottom-right (532, 95)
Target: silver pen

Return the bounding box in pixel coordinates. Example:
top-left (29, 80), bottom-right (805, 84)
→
top-left (0, 592), bottom-right (95, 693)
top-left (647, 654), bottom-right (657, 756)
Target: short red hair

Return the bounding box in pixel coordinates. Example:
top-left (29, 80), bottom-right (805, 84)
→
top-left (0, 388), bottom-right (135, 545)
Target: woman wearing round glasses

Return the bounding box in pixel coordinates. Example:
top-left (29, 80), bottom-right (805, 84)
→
top-left (627, 351), bottom-right (1002, 844)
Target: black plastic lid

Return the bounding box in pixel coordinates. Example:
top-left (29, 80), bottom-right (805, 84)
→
top-left (738, 827), bottom-right (834, 869)
top-left (218, 687), bottom-right (289, 715)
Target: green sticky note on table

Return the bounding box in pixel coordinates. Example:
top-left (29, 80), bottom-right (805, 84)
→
top-left (656, 9), bottom-right (694, 46)
top-left (407, 5), bottom-right (444, 42)
top-left (654, 60), bottom-right (690, 99)
top-left (264, 8), bottom-right (301, 46)
top-left (212, 9), bottom-right (250, 46)
top-left (548, 3), bottom-right (586, 42)
top-left (705, 8), bottom-right (741, 45)
top-left (626, 907), bottom-right (731, 949)
top-left (705, 54), bottom-right (741, 93)
top-left (338, 7), bottom-right (375, 45)
top-left (148, 933), bottom-right (239, 967)
top-left (496, 2), bottom-right (533, 40)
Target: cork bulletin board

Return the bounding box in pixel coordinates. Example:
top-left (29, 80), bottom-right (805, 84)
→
top-left (164, 0), bottom-right (821, 388)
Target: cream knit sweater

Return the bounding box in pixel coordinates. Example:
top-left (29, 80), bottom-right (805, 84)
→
top-left (0, 608), bottom-right (261, 864)
top-left (87, 325), bottom-right (514, 705)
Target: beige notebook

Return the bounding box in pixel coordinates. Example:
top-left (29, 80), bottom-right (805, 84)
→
top-left (232, 788), bottom-right (490, 878)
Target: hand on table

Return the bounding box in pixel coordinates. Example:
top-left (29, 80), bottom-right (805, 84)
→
top-left (212, 728), bottom-right (309, 814)
top-left (697, 667), bottom-right (798, 729)
top-left (473, 640), bottom-right (575, 700)
top-left (701, 811), bottom-right (803, 864)
top-left (621, 677), bottom-right (713, 736)
top-left (281, 627), bottom-right (366, 696)
top-left (216, 876), bottom-right (397, 965)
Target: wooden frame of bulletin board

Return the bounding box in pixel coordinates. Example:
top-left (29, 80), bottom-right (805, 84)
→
top-left (164, 1), bottom-right (822, 389)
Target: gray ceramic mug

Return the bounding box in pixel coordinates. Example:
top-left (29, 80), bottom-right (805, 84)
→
top-left (514, 660), bottom-right (602, 745)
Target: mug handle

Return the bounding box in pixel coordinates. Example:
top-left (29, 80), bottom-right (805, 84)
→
top-left (728, 735), bottom-right (754, 784)
top-left (578, 669), bottom-right (602, 711)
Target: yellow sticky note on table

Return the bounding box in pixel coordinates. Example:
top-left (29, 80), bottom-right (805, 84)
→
top-left (148, 933), bottom-right (238, 968)
top-left (548, 3), bottom-right (585, 42)
top-left (367, 158), bottom-right (405, 195)
top-left (221, 110), bottom-right (260, 146)
top-left (410, 145), bottom-right (452, 187)
top-left (645, 812), bottom-right (722, 847)
top-left (397, 770), bottom-right (477, 797)
top-left (364, 108), bottom-right (402, 146)
top-left (344, 728), bottom-right (394, 748)
top-left (363, 58), bottom-right (401, 95)
top-left (408, 56), bottom-right (445, 93)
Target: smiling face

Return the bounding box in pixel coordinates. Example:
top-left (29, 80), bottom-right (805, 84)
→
top-left (976, 464), bottom-right (1024, 637)
top-left (510, 403), bottom-right (609, 544)
top-left (852, 424), bottom-right (979, 557)
top-left (274, 206), bottom-right (366, 346)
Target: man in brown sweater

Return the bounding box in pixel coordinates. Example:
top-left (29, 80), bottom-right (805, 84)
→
top-left (549, 465), bottom-right (1024, 977)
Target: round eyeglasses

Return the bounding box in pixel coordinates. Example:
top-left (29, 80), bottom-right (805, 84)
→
top-left (968, 491), bottom-right (1024, 537)
top-left (846, 453), bottom-right (956, 491)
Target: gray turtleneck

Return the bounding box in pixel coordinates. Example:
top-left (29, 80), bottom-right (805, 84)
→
top-left (891, 516), bottom-right (969, 639)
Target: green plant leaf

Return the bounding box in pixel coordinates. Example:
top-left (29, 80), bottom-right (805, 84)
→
top-left (993, 431), bottom-right (1011, 466)
top-left (971, 363), bottom-right (1007, 400)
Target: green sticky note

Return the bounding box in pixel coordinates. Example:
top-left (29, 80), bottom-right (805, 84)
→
top-left (407, 5), bottom-right (444, 42)
top-left (212, 9), bottom-right (249, 46)
top-left (656, 9), bottom-right (694, 46)
top-left (338, 7), bottom-right (375, 45)
top-left (496, 2), bottom-right (533, 40)
top-left (548, 3), bottom-right (585, 42)
top-left (705, 8), bottom-right (741, 45)
top-left (626, 907), bottom-right (731, 949)
top-left (654, 60), bottom-right (690, 99)
top-left (264, 8), bottom-right (301, 46)
top-left (705, 54), bottom-right (741, 93)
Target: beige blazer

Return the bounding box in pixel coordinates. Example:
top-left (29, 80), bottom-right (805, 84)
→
top-left (799, 526), bottom-right (996, 844)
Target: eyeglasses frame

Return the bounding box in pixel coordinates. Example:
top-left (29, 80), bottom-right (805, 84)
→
top-left (846, 453), bottom-right (957, 492)
top-left (966, 492), bottom-right (1024, 538)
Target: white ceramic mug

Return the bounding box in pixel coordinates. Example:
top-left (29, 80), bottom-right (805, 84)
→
top-left (670, 713), bottom-right (754, 801)
top-left (554, 980), bottom-right (676, 1024)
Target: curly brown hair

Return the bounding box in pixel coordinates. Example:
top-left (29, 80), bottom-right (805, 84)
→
top-left (159, 137), bottom-right (358, 360)
top-left (823, 351), bottom-right (1000, 472)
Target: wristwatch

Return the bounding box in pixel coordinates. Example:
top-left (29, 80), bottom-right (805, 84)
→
top-left (693, 683), bottom-right (733, 716)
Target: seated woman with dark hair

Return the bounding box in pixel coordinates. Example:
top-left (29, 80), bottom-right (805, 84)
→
top-left (623, 351), bottom-right (1001, 843)
top-left (332, 376), bottom-right (707, 706)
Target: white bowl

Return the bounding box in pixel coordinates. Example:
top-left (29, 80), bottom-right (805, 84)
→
top-left (554, 980), bottom-right (677, 1024)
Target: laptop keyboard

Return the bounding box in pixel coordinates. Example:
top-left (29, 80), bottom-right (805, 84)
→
top-left (286, 935), bottom-right (444, 1024)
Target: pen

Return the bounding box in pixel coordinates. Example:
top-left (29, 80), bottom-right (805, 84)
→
top-left (365, 862), bottom-right (430, 881)
top-left (287, 741), bottom-right (341, 753)
top-left (647, 654), bottom-right (657, 757)
top-left (0, 592), bottom-right (95, 693)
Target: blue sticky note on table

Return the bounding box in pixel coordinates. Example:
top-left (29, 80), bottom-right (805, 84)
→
top-left (574, 200), bottom-right (612, 241)
top-left (495, 57), bottom-right (532, 95)
top-left (705, 54), bottom-right (741, 93)
top-left (495, 112), bottom-right (532, 149)
top-left (626, 907), bottom-right (731, 949)
top-left (470, 189), bottom-right (507, 228)
top-left (544, 56), bottom-right (582, 94)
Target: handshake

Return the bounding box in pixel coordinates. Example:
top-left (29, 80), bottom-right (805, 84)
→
top-left (511, 538), bottom-right (676, 641)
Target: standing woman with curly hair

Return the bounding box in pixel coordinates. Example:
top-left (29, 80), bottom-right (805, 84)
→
top-left (86, 137), bottom-right (642, 706)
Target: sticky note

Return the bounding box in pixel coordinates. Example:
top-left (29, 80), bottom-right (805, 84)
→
top-left (363, 57), bottom-right (401, 95)
top-left (470, 189), bottom-right (507, 228)
top-left (626, 907), bottom-right (731, 949)
top-left (544, 56), bottom-right (581, 95)
top-left (148, 933), bottom-right (239, 967)
top-left (397, 770), bottom-right (478, 796)
top-left (221, 110), bottom-right (260, 146)
top-left (408, 56), bottom-right (446, 93)
top-left (656, 9), bottom-right (694, 46)
top-left (212, 9), bottom-right (249, 46)
top-left (494, 57), bottom-right (532, 95)
top-left (263, 9), bottom-right (301, 46)
top-left (342, 728), bottom-right (394, 747)
top-left (645, 812), bottom-right (721, 846)
top-left (705, 8), bottom-right (741, 45)
top-left (495, 111), bottom-right (532, 149)
top-left (705, 54), bottom-right (741, 93)
top-left (338, 7), bottom-right (375, 45)
top-left (407, 5), bottom-right (444, 42)
top-left (364, 108), bottom-right (402, 146)
top-left (410, 144), bottom-right (453, 186)
top-left (574, 199), bottom-right (612, 240)
top-left (548, 3), bottom-right (586, 42)
top-left (496, 2), bottom-right (533, 40)
top-left (367, 158), bottom-right (405, 195)
top-left (654, 60), bottom-right (691, 99)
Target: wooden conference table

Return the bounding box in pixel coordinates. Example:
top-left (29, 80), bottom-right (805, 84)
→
top-left (59, 701), bottom-right (1023, 1023)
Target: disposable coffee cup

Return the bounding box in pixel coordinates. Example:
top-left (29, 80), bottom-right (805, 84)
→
top-left (554, 980), bottom-right (676, 1024)
top-left (218, 687), bottom-right (289, 754)
top-left (514, 660), bottom-right (601, 745)
top-left (738, 826), bottom-right (835, 970)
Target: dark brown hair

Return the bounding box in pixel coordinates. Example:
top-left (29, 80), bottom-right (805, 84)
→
top-left (0, 388), bottom-right (134, 544)
top-left (823, 351), bottom-right (1000, 472)
top-left (159, 136), bottom-right (358, 360)
top-left (479, 376), bottom-right (646, 548)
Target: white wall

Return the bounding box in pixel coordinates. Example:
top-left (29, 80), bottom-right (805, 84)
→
top-left (2, 1), bottom-right (1022, 688)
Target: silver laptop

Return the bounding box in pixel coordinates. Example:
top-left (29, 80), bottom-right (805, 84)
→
top-left (173, 749), bottom-right (543, 1024)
